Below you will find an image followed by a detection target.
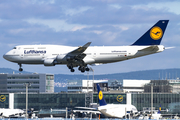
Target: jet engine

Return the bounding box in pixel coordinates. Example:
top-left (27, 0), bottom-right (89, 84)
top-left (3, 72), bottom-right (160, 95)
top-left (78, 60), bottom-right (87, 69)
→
top-left (44, 59), bottom-right (55, 66)
top-left (56, 54), bottom-right (66, 62)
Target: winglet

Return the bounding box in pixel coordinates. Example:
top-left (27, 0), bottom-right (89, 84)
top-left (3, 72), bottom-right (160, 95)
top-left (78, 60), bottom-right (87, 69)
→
top-left (96, 83), bottom-right (107, 106)
top-left (132, 20), bottom-right (169, 46)
top-left (83, 42), bottom-right (91, 48)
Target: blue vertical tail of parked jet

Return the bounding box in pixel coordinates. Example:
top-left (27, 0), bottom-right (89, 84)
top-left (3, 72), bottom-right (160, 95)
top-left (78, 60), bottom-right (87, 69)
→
top-left (96, 83), bottom-right (107, 106)
top-left (158, 104), bottom-right (161, 114)
top-left (132, 20), bottom-right (169, 45)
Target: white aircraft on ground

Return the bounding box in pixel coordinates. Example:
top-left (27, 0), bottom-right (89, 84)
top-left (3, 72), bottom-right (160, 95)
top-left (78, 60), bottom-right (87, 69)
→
top-left (96, 83), bottom-right (138, 118)
top-left (0, 108), bottom-right (25, 118)
top-left (73, 83), bottom-right (138, 118)
top-left (3, 20), bottom-right (169, 73)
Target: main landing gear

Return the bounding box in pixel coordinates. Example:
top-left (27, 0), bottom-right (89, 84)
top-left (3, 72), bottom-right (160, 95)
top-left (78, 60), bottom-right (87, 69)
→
top-left (67, 64), bottom-right (75, 72)
top-left (18, 63), bottom-right (23, 72)
top-left (67, 64), bottom-right (90, 73)
top-left (78, 66), bottom-right (89, 73)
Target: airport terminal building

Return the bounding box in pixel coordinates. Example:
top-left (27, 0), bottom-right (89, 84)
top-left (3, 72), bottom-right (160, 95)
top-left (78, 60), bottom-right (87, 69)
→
top-left (1, 73), bottom-right (180, 115)
top-left (1, 92), bottom-right (180, 114)
top-left (0, 73), bottom-right (54, 93)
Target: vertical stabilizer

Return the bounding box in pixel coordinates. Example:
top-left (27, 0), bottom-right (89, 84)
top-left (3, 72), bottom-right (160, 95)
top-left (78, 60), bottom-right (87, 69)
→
top-left (158, 104), bottom-right (161, 114)
top-left (96, 84), bottom-right (107, 106)
top-left (132, 20), bottom-right (169, 45)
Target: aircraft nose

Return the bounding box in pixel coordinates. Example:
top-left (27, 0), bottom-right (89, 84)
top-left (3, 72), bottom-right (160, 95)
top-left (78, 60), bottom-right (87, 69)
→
top-left (3, 53), bottom-right (9, 60)
top-left (3, 51), bottom-right (14, 61)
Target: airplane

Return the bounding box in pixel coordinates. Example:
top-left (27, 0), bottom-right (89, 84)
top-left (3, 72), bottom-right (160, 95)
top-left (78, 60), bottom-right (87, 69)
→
top-left (96, 83), bottom-right (138, 118)
top-left (0, 108), bottom-right (25, 118)
top-left (3, 20), bottom-right (169, 73)
top-left (138, 104), bottom-right (169, 119)
top-left (73, 84), bottom-right (138, 118)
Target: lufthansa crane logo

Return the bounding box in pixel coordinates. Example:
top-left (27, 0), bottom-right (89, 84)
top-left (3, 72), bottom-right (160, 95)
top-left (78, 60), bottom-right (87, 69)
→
top-left (116, 95), bottom-right (123, 102)
top-left (0, 95), bottom-right (6, 102)
top-left (150, 26), bottom-right (163, 40)
top-left (99, 91), bottom-right (103, 100)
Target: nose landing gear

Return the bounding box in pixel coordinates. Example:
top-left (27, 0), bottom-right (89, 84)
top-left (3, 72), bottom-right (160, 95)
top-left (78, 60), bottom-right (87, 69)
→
top-left (18, 63), bottom-right (23, 72)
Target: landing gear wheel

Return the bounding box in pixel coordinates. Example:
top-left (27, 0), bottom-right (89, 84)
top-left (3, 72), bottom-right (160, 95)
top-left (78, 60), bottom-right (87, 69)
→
top-left (81, 67), bottom-right (85, 73)
top-left (70, 69), bottom-right (75, 72)
top-left (68, 66), bottom-right (73, 69)
top-left (78, 66), bottom-right (81, 71)
top-left (85, 67), bottom-right (90, 71)
top-left (19, 68), bottom-right (23, 72)
top-left (18, 63), bottom-right (23, 72)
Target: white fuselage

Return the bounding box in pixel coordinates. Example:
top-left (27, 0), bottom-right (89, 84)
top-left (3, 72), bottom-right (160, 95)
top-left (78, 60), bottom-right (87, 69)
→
top-left (3, 44), bottom-right (164, 65)
top-left (0, 108), bottom-right (24, 118)
top-left (98, 104), bottom-right (138, 118)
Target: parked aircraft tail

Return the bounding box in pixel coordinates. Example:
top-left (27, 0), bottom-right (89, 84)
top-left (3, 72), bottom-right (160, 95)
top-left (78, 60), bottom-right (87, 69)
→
top-left (96, 83), bottom-right (107, 106)
top-left (132, 20), bottom-right (169, 46)
top-left (158, 104), bottom-right (161, 114)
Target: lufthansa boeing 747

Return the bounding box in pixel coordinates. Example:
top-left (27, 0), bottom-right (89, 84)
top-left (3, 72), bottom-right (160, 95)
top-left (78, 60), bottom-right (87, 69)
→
top-left (3, 20), bottom-right (169, 72)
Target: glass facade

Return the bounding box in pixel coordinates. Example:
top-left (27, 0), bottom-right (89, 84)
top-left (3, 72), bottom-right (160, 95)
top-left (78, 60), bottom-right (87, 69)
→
top-left (0, 74), bottom-right (7, 92)
top-left (94, 93), bottom-right (126, 104)
top-left (7, 75), bottom-right (39, 79)
top-left (46, 75), bottom-right (54, 80)
top-left (14, 93), bottom-right (85, 110)
top-left (4, 92), bottom-right (180, 114)
top-left (131, 93), bottom-right (180, 114)
top-left (12, 93), bottom-right (126, 111)
top-left (0, 73), bottom-right (55, 93)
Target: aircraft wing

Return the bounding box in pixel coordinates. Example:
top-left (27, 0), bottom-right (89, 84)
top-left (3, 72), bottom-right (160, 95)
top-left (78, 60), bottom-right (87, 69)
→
top-left (75, 107), bottom-right (97, 110)
top-left (73, 110), bottom-right (101, 114)
top-left (65, 42), bottom-right (91, 63)
top-left (74, 106), bottom-right (101, 114)
top-left (68, 42), bottom-right (91, 56)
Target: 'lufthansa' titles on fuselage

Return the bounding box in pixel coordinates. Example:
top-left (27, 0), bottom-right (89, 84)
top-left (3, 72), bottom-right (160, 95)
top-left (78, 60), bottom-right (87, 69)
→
top-left (111, 51), bottom-right (127, 53)
top-left (24, 50), bottom-right (46, 54)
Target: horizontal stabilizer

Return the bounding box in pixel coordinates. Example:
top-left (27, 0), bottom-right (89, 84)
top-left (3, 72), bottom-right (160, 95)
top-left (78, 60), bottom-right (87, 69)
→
top-left (139, 45), bottom-right (159, 51)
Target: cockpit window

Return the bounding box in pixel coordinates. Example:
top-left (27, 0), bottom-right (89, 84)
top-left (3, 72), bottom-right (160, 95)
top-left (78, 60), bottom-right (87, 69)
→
top-left (13, 47), bottom-right (17, 49)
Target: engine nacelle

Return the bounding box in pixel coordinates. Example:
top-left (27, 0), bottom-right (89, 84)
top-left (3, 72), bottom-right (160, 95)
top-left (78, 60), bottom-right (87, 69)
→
top-left (56, 54), bottom-right (66, 62)
top-left (44, 59), bottom-right (55, 66)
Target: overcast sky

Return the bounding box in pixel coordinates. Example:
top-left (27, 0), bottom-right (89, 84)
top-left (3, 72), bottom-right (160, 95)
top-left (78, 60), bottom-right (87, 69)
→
top-left (1, 0), bottom-right (180, 75)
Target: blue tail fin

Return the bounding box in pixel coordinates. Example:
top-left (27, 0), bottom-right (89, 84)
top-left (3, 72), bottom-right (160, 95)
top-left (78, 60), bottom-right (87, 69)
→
top-left (96, 84), bottom-right (107, 106)
top-left (158, 104), bottom-right (161, 114)
top-left (132, 20), bottom-right (169, 46)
